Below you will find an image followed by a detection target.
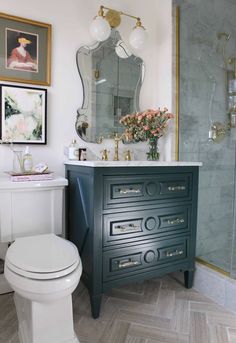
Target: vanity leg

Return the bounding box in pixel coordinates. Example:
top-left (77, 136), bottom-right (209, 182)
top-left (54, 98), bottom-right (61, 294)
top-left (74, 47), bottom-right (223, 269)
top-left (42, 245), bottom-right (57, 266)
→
top-left (90, 294), bottom-right (102, 319)
top-left (184, 270), bottom-right (194, 289)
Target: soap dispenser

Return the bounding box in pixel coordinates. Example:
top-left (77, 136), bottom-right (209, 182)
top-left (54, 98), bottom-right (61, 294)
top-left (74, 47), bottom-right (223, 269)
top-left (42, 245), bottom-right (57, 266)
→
top-left (68, 139), bottom-right (79, 160)
top-left (23, 146), bottom-right (33, 172)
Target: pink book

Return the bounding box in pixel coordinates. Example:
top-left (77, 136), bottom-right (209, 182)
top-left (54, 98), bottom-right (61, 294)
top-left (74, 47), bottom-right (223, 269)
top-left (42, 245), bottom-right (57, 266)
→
top-left (6, 171), bottom-right (54, 182)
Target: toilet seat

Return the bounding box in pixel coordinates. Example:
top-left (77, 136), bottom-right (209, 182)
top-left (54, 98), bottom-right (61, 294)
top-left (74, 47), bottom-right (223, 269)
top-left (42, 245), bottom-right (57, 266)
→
top-left (5, 234), bottom-right (80, 280)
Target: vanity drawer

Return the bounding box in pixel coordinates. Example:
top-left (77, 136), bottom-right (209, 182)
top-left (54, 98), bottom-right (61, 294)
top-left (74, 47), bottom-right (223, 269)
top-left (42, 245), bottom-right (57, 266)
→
top-left (103, 173), bottom-right (192, 209)
top-left (103, 205), bottom-right (191, 246)
top-left (103, 236), bottom-right (189, 281)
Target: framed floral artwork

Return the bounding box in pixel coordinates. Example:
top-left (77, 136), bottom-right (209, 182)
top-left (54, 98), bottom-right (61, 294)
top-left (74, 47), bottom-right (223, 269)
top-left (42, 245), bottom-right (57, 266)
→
top-left (0, 84), bottom-right (47, 144)
top-left (0, 12), bottom-right (51, 85)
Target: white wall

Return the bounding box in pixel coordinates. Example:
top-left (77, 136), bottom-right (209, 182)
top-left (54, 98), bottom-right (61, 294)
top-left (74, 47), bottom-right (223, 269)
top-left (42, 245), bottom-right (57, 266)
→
top-left (0, 0), bottom-right (172, 175)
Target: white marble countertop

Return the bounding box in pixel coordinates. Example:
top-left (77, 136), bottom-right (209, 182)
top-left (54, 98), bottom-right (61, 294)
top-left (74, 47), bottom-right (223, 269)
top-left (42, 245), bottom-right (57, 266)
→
top-left (64, 160), bottom-right (203, 167)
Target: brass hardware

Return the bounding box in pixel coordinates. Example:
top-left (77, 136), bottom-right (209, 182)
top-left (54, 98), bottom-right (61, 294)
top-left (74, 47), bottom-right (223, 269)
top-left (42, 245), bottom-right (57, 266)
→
top-left (117, 259), bottom-right (140, 268)
top-left (118, 188), bottom-right (141, 194)
top-left (167, 218), bottom-right (184, 225)
top-left (94, 69), bottom-right (100, 80)
top-left (112, 132), bottom-right (131, 161)
top-left (98, 5), bottom-right (105, 17)
top-left (105, 9), bottom-right (121, 28)
top-left (99, 5), bottom-right (145, 29)
top-left (113, 132), bottom-right (122, 161)
top-left (175, 6), bottom-right (180, 161)
top-left (101, 149), bottom-right (109, 161)
top-left (195, 257), bottom-right (230, 277)
top-left (124, 150), bottom-right (131, 161)
top-left (165, 249), bottom-right (183, 257)
top-left (167, 185), bottom-right (186, 191)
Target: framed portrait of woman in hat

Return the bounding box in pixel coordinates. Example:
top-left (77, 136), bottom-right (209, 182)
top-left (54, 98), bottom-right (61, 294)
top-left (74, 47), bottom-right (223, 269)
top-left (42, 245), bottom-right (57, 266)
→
top-left (0, 13), bottom-right (51, 85)
top-left (7, 31), bottom-right (38, 73)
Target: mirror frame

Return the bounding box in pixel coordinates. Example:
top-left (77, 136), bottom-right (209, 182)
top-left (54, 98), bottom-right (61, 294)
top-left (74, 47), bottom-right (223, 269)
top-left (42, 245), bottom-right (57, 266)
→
top-left (75, 5), bottom-right (180, 157)
top-left (75, 31), bottom-right (145, 143)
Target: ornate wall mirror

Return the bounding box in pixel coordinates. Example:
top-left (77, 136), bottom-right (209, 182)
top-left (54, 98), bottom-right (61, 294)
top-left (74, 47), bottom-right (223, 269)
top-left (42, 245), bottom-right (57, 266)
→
top-left (75, 29), bottom-right (144, 143)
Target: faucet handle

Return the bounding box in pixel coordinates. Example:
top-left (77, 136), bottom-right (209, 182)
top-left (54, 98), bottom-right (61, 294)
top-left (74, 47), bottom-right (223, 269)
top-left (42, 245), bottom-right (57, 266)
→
top-left (101, 149), bottom-right (110, 161)
top-left (124, 150), bottom-right (132, 161)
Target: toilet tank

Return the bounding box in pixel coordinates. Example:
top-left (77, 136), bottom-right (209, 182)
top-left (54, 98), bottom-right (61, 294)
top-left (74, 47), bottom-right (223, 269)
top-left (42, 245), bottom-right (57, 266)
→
top-left (0, 177), bottom-right (68, 242)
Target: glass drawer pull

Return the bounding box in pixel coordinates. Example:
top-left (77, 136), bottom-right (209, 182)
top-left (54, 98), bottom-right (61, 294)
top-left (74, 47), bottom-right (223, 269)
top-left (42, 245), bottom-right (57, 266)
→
top-left (167, 186), bottom-right (186, 191)
top-left (115, 224), bottom-right (140, 232)
top-left (118, 188), bottom-right (141, 194)
top-left (167, 218), bottom-right (185, 225)
top-left (165, 249), bottom-right (184, 257)
top-left (118, 260), bottom-right (140, 268)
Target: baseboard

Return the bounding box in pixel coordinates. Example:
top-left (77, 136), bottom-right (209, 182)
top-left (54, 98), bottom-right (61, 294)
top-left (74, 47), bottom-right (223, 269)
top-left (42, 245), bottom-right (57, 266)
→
top-left (171, 263), bottom-right (236, 314)
top-left (193, 262), bottom-right (236, 314)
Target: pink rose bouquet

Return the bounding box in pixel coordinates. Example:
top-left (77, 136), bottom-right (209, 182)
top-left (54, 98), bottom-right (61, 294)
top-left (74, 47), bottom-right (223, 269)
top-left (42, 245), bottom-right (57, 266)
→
top-left (119, 108), bottom-right (174, 142)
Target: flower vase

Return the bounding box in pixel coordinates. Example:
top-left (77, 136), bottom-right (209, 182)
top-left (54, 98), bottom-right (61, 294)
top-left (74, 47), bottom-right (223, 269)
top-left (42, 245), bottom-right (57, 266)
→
top-left (146, 138), bottom-right (160, 161)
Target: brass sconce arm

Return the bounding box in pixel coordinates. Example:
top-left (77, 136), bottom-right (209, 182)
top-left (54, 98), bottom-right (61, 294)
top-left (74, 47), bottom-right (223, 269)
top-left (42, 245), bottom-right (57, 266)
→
top-left (98, 5), bottom-right (144, 29)
top-left (91, 4), bottom-right (147, 50)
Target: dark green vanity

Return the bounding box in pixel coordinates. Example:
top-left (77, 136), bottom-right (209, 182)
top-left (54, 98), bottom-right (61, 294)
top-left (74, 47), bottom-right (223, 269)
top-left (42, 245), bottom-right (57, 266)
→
top-left (65, 161), bottom-right (201, 318)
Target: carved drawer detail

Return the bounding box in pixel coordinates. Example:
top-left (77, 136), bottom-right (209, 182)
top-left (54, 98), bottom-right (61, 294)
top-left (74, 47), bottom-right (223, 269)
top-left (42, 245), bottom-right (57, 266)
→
top-left (103, 237), bottom-right (188, 281)
top-left (103, 206), bottom-right (190, 246)
top-left (104, 174), bottom-right (192, 209)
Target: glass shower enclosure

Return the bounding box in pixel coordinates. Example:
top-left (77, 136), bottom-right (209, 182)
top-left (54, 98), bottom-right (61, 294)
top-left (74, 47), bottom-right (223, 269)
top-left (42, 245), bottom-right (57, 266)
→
top-left (176, 0), bottom-right (236, 278)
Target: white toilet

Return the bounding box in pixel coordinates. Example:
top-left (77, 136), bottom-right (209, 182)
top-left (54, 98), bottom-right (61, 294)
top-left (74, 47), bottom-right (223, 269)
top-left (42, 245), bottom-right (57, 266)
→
top-left (5, 234), bottom-right (82, 343)
top-left (0, 177), bottom-right (82, 343)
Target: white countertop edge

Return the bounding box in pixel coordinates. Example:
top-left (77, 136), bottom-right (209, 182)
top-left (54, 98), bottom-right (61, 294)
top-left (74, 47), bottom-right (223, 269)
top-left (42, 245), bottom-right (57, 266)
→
top-left (0, 176), bottom-right (68, 190)
top-left (64, 160), bottom-right (203, 167)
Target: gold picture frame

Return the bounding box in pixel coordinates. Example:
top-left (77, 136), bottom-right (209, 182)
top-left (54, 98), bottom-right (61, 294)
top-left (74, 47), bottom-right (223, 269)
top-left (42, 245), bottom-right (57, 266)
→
top-left (0, 12), bottom-right (51, 86)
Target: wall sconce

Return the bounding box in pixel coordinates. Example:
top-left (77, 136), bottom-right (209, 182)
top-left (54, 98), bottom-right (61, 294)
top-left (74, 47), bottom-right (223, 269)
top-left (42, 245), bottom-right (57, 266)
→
top-left (90, 5), bottom-right (148, 50)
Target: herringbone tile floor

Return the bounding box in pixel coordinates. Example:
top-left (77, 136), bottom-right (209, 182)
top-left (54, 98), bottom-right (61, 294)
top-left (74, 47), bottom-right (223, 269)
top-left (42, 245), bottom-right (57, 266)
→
top-left (1, 275), bottom-right (236, 342)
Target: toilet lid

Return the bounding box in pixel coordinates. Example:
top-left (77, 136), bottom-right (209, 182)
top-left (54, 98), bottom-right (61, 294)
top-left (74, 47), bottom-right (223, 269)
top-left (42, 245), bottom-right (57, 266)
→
top-left (6, 234), bottom-right (80, 280)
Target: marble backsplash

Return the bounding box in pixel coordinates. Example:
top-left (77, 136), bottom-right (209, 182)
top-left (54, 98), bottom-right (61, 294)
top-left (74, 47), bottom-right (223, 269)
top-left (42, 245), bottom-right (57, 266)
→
top-left (70, 130), bottom-right (175, 163)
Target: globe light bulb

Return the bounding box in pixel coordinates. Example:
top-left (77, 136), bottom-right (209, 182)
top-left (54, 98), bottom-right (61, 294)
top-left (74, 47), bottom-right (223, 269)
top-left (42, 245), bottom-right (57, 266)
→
top-left (129, 26), bottom-right (148, 50)
top-left (90, 16), bottom-right (111, 42)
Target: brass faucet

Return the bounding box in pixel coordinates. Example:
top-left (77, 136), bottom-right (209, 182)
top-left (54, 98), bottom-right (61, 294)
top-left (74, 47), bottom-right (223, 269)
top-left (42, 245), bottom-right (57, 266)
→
top-left (113, 133), bottom-right (122, 161)
top-left (101, 149), bottom-right (109, 161)
top-left (124, 150), bottom-right (131, 161)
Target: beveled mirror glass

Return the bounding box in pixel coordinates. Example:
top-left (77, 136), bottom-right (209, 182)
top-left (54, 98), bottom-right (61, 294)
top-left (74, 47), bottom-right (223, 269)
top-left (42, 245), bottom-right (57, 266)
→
top-left (75, 30), bottom-right (144, 143)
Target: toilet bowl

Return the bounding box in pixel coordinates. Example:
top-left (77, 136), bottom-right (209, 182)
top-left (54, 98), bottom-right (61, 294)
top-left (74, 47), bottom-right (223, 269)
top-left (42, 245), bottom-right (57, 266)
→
top-left (5, 233), bottom-right (82, 343)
